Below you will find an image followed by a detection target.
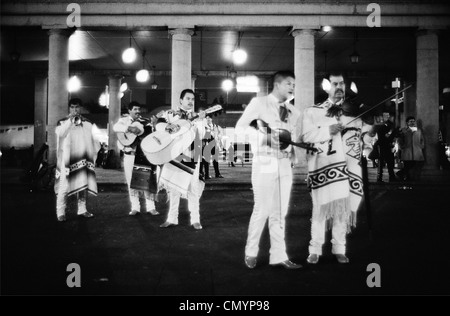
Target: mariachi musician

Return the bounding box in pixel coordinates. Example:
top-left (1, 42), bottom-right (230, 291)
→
top-left (301, 72), bottom-right (374, 265)
top-left (155, 89), bottom-right (206, 230)
top-left (113, 101), bottom-right (159, 216)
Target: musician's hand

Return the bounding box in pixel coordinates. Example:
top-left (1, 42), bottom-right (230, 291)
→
top-left (329, 123), bottom-right (344, 135)
top-left (165, 123), bottom-right (180, 134)
top-left (198, 111), bottom-right (206, 120)
top-left (127, 126), bottom-right (141, 135)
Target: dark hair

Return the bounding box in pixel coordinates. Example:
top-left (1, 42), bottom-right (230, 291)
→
top-left (406, 116), bottom-right (416, 122)
top-left (68, 98), bottom-right (82, 107)
top-left (327, 71), bottom-right (345, 80)
top-left (128, 101), bottom-right (141, 110)
top-left (273, 70), bottom-right (295, 85)
top-left (180, 89), bottom-right (195, 100)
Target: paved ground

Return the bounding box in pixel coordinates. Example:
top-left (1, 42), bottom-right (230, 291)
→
top-left (1, 164), bottom-right (450, 296)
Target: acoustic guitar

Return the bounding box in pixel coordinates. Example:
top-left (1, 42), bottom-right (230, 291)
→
top-left (250, 119), bottom-right (318, 153)
top-left (117, 111), bottom-right (165, 147)
top-left (141, 105), bottom-right (223, 165)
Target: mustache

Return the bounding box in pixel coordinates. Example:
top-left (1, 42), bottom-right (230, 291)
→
top-left (335, 89), bottom-right (344, 94)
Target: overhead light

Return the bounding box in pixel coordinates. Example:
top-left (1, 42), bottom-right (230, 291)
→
top-left (232, 32), bottom-right (247, 65)
top-left (67, 75), bottom-right (81, 92)
top-left (233, 49), bottom-right (247, 65)
top-left (322, 26), bottom-right (332, 32)
top-left (136, 69), bottom-right (150, 83)
top-left (350, 51), bottom-right (360, 64)
top-left (122, 32), bottom-right (137, 64)
top-left (136, 49), bottom-right (150, 83)
top-left (230, 69), bottom-right (237, 79)
top-left (349, 30), bottom-right (360, 64)
top-left (222, 79), bottom-right (234, 92)
top-left (444, 87), bottom-right (450, 94)
top-left (120, 82), bottom-right (128, 92)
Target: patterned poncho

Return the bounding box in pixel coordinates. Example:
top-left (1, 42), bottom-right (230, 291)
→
top-left (302, 100), bottom-right (372, 228)
top-left (54, 116), bottom-right (100, 196)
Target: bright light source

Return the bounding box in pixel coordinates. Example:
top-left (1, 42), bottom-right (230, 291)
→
top-left (222, 79), bottom-right (234, 92)
top-left (322, 26), bottom-right (332, 32)
top-left (68, 75), bottom-right (81, 92)
top-left (99, 92), bottom-right (109, 107)
top-left (233, 49), bottom-right (247, 65)
top-left (119, 92), bottom-right (124, 99)
top-left (122, 47), bottom-right (137, 64)
top-left (136, 69), bottom-right (150, 83)
top-left (321, 78), bottom-right (331, 92)
top-left (350, 82), bottom-right (358, 94)
top-left (236, 75), bottom-right (260, 93)
top-left (120, 82), bottom-right (128, 92)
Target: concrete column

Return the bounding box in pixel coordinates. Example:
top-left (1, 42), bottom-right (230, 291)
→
top-left (34, 76), bottom-right (48, 158)
top-left (292, 29), bottom-right (316, 112)
top-left (416, 30), bottom-right (439, 170)
top-left (170, 28), bottom-right (194, 108)
top-left (107, 74), bottom-right (123, 169)
top-left (47, 29), bottom-right (72, 164)
top-left (292, 29), bottom-right (316, 171)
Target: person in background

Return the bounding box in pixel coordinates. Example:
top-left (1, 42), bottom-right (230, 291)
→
top-left (398, 116), bottom-right (425, 181)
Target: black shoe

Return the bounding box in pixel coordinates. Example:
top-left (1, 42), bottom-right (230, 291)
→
top-left (205, 175), bottom-right (212, 180)
top-left (78, 212), bottom-right (94, 218)
top-left (270, 260), bottom-right (303, 269)
top-left (215, 174), bottom-right (224, 178)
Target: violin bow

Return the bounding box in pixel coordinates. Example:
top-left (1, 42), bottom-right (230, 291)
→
top-left (345, 84), bottom-right (413, 126)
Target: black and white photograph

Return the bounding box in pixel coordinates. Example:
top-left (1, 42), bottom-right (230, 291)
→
top-left (1, 0), bottom-right (450, 301)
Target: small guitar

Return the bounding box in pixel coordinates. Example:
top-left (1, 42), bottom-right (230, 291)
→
top-left (250, 119), bottom-right (318, 153)
top-left (141, 105), bottom-right (223, 165)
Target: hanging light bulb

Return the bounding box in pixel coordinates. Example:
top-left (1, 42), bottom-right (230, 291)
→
top-left (136, 69), bottom-right (150, 83)
top-left (151, 65), bottom-right (159, 89)
top-left (136, 49), bottom-right (150, 83)
top-left (232, 48), bottom-right (247, 65)
top-left (67, 75), bottom-right (81, 92)
top-left (122, 33), bottom-right (137, 64)
top-left (222, 79), bottom-right (234, 92)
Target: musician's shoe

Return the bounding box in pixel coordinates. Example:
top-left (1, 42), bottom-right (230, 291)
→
top-left (205, 175), bottom-right (212, 180)
top-left (57, 215), bottom-right (66, 222)
top-left (144, 209), bottom-right (159, 215)
top-left (78, 211), bottom-right (94, 218)
top-left (159, 221), bottom-right (178, 228)
top-left (244, 256), bottom-right (257, 269)
top-left (215, 174), bottom-right (224, 178)
top-left (270, 260), bottom-right (303, 270)
top-left (335, 254), bottom-right (350, 264)
top-left (129, 210), bottom-right (139, 216)
top-left (306, 254), bottom-right (319, 264)
top-left (192, 222), bottom-right (203, 230)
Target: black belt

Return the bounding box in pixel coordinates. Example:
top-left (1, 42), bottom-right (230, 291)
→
top-left (124, 152), bottom-right (135, 156)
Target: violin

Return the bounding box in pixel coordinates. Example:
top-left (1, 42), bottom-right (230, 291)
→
top-left (250, 119), bottom-right (317, 152)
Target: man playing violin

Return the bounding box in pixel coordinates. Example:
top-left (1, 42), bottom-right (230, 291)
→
top-left (302, 72), bottom-right (374, 265)
top-left (235, 70), bottom-right (303, 269)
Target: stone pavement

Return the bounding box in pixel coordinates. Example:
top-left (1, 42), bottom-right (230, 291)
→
top-left (1, 163), bottom-right (450, 297)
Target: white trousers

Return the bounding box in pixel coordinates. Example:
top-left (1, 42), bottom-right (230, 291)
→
top-left (166, 175), bottom-right (202, 225)
top-left (309, 215), bottom-right (347, 255)
top-left (245, 156), bottom-right (293, 264)
top-left (123, 154), bottom-right (155, 212)
top-left (56, 165), bottom-right (87, 217)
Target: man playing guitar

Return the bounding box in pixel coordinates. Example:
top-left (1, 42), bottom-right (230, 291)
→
top-left (113, 101), bottom-right (159, 216)
top-left (158, 89), bottom-right (206, 230)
